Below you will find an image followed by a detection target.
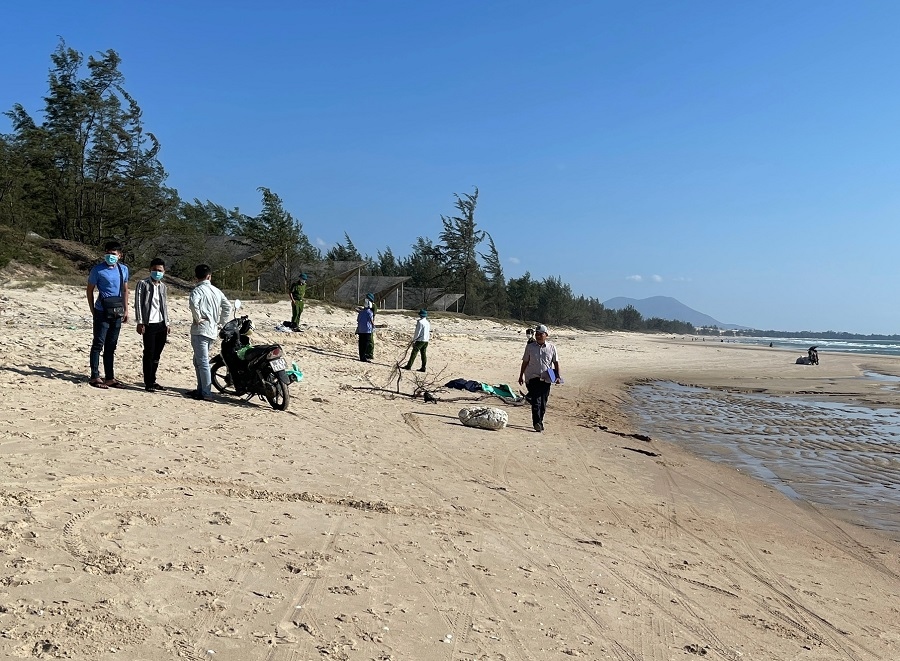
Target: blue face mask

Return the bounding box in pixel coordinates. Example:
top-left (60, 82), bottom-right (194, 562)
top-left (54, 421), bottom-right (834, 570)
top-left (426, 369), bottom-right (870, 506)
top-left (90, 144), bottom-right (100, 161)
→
top-left (150, 271), bottom-right (164, 281)
top-left (104, 254), bottom-right (119, 266)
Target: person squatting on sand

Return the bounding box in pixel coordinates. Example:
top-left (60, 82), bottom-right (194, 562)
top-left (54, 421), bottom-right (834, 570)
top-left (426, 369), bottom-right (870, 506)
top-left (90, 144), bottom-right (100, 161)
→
top-left (518, 324), bottom-right (562, 433)
top-left (289, 273), bottom-right (307, 331)
top-left (133, 258), bottom-right (171, 392)
top-left (402, 309), bottom-right (431, 372)
top-left (186, 264), bottom-right (232, 401)
top-left (356, 303), bottom-right (374, 362)
top-left (86, 241), bottom-right (129, 389)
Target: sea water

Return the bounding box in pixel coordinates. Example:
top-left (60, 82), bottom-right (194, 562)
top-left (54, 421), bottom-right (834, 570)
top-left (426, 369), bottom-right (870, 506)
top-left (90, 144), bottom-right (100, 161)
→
top-left (628, 382), bottom-right (900, 540)
top-left (734, 336), bottom-right (900, 357)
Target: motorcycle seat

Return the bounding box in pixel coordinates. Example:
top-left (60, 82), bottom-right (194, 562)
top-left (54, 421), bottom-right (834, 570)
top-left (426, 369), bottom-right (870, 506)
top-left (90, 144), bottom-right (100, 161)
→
top-left (238, 345), bottom-right (279, 362)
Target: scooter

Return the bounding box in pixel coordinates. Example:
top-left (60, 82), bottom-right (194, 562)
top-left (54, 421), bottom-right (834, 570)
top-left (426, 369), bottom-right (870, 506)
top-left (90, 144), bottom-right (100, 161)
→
top-left (210, 301), bottom-right (301, 410)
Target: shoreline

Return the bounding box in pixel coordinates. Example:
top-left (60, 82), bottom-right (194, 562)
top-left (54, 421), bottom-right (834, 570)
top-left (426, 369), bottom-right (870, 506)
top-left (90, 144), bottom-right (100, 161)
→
top-left (1, 285), bottom-right (898, 660)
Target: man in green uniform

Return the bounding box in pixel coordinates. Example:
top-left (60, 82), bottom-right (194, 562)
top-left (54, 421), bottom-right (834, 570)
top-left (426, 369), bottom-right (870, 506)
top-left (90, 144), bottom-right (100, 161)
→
top-left (290, 273), bottom-right (308, 331)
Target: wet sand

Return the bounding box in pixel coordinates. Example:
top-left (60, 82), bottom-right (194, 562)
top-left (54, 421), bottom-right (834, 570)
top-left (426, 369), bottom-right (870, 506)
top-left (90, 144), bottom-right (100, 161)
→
top-left (1, 284), bottom-right (898, 660)
top-left (628, 382), bottom-right (900, 539)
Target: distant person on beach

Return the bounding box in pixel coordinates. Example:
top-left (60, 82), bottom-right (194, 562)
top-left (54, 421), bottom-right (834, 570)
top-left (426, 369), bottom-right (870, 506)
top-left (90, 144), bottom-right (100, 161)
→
top-left (364, 293), bottom-right (377, 360)
top-left (289, 273), bottom-right (307, 331)
top-left (356, 304), bottom-right (374, 362)
top-left (808, 346), bottom-right (819, 365)
top-left (133, 258), bottom-right (170, 392)
top-left (86, 241), bottom-right (129, 389)
top-left (402, 309), bottom-right (431, 372)
top-left (518, 324), bottom-right (562, 433)
top-left (526, 328), bottom-right (535, 344)
top-left (186, 264), bottom-right (232, 401)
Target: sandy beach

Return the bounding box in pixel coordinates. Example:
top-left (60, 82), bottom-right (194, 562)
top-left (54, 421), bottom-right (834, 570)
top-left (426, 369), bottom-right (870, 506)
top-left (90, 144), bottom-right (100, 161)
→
top-left (1, 283), bottom-right (898, 660)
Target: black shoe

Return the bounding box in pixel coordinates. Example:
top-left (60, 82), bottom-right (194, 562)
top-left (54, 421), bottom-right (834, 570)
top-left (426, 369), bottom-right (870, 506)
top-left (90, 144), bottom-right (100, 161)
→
top-left (151, 383), bottom-right (166, 391)
top-left (417, 367), bottom-right (426, 372)
top-left (182, 390), bottom-right (212, 401)
top-left (401, 365), bottom-right (411, 370)
top-left (533, 422), bottom-right (544, 432)
top-left (145, 385), bottom-right (154, 392)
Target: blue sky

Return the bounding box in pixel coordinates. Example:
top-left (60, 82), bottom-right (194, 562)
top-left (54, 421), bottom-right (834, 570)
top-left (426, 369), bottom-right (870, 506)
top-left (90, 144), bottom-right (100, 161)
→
top-left (3, 1), bottom-right (899, 333)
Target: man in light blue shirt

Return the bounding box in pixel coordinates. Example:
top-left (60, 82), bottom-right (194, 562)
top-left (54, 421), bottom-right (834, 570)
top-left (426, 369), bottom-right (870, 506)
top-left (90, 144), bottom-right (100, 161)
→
top-left (186, 264), bottom-right (232, 401)
top-left (86, 241), bottom-right (130, 389)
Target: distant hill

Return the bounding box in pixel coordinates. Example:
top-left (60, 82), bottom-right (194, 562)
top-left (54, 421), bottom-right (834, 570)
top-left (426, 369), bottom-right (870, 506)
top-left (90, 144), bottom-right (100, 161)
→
top-left (603, 296), bottom-right (748, 330)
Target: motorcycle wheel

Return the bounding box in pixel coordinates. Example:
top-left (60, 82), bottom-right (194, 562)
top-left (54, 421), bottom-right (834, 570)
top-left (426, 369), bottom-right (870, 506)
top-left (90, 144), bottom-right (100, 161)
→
top-left (265, 375), bottom-right (290, 411)
top-left (211, 360), bottom-right (234, 394)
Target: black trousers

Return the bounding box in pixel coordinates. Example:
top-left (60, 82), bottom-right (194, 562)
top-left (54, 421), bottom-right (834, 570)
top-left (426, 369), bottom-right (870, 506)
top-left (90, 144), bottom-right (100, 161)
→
top-left (358, 333), bottom-right (372, 361)
top-left (142, 322), bottom-right (167, 386)
top-left (526, 378), bottom-right (552, 426)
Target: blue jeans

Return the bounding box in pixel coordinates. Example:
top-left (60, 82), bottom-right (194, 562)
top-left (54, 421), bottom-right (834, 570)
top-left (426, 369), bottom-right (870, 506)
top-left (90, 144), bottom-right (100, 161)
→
top-left (191, 334), bottom-right (214, 396)
top-left (90, 309), bottom-right (122, 380)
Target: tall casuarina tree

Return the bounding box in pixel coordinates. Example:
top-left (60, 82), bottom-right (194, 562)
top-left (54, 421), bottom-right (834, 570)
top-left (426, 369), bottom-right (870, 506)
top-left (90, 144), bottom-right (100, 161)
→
top-left (438, 187), bottom-right (485, 314)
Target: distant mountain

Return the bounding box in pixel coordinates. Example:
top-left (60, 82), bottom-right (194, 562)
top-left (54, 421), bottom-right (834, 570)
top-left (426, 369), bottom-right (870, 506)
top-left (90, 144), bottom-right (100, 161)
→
top-left (603, 296), bottom-right (748, 330)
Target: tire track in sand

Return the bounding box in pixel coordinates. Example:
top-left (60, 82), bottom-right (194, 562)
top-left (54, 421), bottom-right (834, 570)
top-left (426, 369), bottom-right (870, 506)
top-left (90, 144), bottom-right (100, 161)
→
top-left (654, 454), bottom-right (881, 661)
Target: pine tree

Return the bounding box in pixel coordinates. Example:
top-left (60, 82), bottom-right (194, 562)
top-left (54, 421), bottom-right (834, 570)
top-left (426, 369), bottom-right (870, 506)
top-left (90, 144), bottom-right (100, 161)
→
top-left (374, 246), bottom-right (399, 276)
top-left (325, 232), bottom-right (362, 261)
top-left (480, 233), bottom-right (507, 317)
top-left (506, 272), bottom-right (541, 321)
top-left (240, 187), bottom-right (318, 292)
top-left (401, 237), bottom-right (444, 307)
top-left (438, 187), bottom-right (485, 314)
top-left (3, 40), bottom-right (175, 245)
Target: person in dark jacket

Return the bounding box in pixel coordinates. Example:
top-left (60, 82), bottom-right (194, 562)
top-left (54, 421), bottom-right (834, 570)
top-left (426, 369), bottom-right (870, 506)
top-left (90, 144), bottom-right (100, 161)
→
top-left (134, 258), bottom-right (170, 391)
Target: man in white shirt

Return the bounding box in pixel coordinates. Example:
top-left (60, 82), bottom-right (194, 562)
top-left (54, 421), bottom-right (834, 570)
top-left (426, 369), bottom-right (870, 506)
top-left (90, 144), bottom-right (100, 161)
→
top-left (402, 309), bottom-right (431, 372)
top-left (133, 258), bottom-right (170, 392)
top-left (518, 324), bottom-right (561, 432)
top-left (186, 264), bottom-right (232, 401)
